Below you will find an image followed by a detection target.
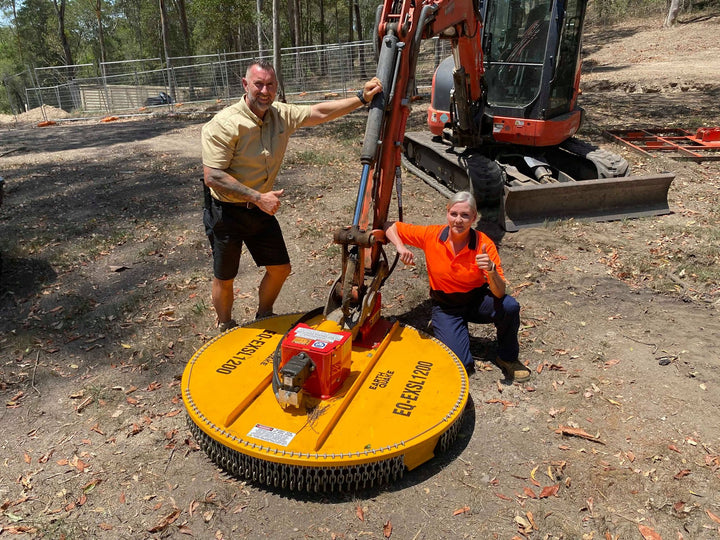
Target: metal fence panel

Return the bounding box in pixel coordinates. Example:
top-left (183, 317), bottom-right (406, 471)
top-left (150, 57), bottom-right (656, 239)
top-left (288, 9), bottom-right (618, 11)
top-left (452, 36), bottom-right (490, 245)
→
top-left (4, 39), bottom-right (453, 122)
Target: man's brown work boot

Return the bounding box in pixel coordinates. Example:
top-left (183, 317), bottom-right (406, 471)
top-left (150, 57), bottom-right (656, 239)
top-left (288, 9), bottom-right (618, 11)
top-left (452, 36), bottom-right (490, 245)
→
top-left (495, 357), bottom-right (531, 382)
top-left (218, 319), bottom-right (238, 333)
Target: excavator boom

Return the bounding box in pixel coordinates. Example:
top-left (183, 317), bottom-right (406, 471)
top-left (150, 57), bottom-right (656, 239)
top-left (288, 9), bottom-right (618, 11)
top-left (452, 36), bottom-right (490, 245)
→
top-left (325, 0), bottom-right (487, 332)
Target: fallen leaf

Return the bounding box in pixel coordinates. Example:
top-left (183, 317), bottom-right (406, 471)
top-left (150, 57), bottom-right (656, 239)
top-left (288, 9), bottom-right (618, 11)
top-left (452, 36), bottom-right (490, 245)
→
top-left (82, 480), bottom-right (99, 493)
top-left (356, 505), bottom-right (365, 521)
top-left (673, 469), bottom-right (691, 480)
top-left (383, 520), bottom-right (393, 538)
top-left (539, 484), bottom-right (559, 498)
top-left (529, 466), bottom-right (540, 486)
top-left (514, 514), bottom-right (532, 531)
top-left (706, 509), bottom-right (720, 524)
top-left (638, 524), bottom-right (662, 540)
top-left (453, 506), bottom-right (470, 516)
top-left (669, 444), bottom-right (681, 453)
top-left (555, 425), bottom-right (605, 444)
top-left (523, 487), bottom-right (537, 499)
top-left (148, 509), bottom-right (181, 533)
top-left (585, 497), bottom-right (594, 515)
top-left (485, 399), bottom-right (516, 411)
top-left (38, 449), bottom-right (54, 463)
top-left (548, 407), bottom-right (565, 418)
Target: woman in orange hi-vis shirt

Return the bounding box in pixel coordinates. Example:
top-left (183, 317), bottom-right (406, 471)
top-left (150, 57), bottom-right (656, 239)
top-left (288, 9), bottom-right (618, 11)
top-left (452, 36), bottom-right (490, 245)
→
top-left (384, 191), bottom-right (530, 381)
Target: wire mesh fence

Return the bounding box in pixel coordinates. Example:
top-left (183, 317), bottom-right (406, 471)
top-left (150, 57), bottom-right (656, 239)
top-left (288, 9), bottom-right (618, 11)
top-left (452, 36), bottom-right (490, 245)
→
top-left (2, 39), bottom-right (452, 123)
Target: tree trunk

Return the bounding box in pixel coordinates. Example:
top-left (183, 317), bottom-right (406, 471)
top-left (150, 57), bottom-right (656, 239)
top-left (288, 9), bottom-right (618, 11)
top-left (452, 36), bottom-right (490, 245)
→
top-left (257, 0), bottom-right (264, 55)
top-left (287, 0), bottom-right (297, 47)
top-left (292, 0), bottom-right (301, 82)
top-left (293, 0), bottom-right (302, 47)
top-left (52, 0), bottom-right (75, 76)
top-left (159, 0), bottom-right (176, 100)
top-left (347, 0), bottom-right (353, 43)
top-left (354, 0), bottom-right (366, 77)
top-left (95, 0), bottom-right (107, 65)
top-left (10, 0), bottom-right (23, 64)
top-left (664, 0), bottom-right (681, 27)
top-left (319, 0), bottom-right (325, 45)
top-left (334, 1), bottom-right (339, 43)
top-left (273, 0), bottom-right (285, 102)
top-left (172, 0), bottom-right (193, 56)
top-left (319, 0), bottom-right (327, 75)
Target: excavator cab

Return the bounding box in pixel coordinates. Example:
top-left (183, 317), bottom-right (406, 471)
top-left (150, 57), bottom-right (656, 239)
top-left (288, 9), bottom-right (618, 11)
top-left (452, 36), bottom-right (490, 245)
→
top-left (483, 0), bottom-right (586, 144)
top-left (429, 0), bottom-right (586, 145)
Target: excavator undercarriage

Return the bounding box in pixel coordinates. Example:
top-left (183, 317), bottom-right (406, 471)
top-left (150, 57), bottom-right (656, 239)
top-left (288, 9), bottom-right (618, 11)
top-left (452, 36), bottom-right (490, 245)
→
top-left (403, 130), bottom-right (675, 231)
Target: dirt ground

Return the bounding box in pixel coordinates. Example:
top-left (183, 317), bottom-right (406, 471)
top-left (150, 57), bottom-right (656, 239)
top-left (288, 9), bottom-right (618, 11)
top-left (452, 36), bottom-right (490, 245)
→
top-left (1, 15), bottom-right (720, 540)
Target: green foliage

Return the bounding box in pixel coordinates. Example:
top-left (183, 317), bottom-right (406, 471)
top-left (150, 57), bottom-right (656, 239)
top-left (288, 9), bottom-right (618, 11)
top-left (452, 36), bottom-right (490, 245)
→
top-left (189, 0), bottom-right (256, 54)
top-left (16, 0), bottom-right (59, 66)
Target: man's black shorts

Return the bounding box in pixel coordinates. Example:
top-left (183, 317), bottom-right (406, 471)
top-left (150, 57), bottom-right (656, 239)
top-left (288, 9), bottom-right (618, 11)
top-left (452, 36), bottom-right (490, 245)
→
top-left (203, 198), bottom-right (290, 280)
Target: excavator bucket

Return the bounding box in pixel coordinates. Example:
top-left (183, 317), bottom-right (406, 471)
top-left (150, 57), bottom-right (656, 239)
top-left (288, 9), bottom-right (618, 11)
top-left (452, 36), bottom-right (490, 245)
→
top-left (502, 172), bottom-right (676, 231)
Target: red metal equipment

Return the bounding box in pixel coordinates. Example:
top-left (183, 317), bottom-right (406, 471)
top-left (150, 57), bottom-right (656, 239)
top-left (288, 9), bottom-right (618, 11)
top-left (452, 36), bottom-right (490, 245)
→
top-left (604, 128), bottom-right (720, 162)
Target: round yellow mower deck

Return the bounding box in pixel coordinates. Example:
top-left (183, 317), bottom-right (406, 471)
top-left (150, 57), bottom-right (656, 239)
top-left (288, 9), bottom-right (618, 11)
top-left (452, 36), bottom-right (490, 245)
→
top-left (182, 312), bottom-right (469, 492)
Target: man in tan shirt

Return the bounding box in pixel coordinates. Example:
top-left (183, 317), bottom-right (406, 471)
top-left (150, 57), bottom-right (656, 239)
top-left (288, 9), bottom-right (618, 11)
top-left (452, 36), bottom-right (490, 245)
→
top-left (202, 59), bottom-right (382, 330)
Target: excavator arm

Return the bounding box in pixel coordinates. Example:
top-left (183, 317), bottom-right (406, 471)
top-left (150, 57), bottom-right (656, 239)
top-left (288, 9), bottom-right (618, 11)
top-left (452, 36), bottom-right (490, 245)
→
top-left (324, 0), bottom-right (486, 337)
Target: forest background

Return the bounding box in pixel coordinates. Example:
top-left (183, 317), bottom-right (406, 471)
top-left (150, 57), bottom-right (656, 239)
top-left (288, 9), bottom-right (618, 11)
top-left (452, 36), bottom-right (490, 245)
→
top-left (0, 0), bottom-right (703, 115)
